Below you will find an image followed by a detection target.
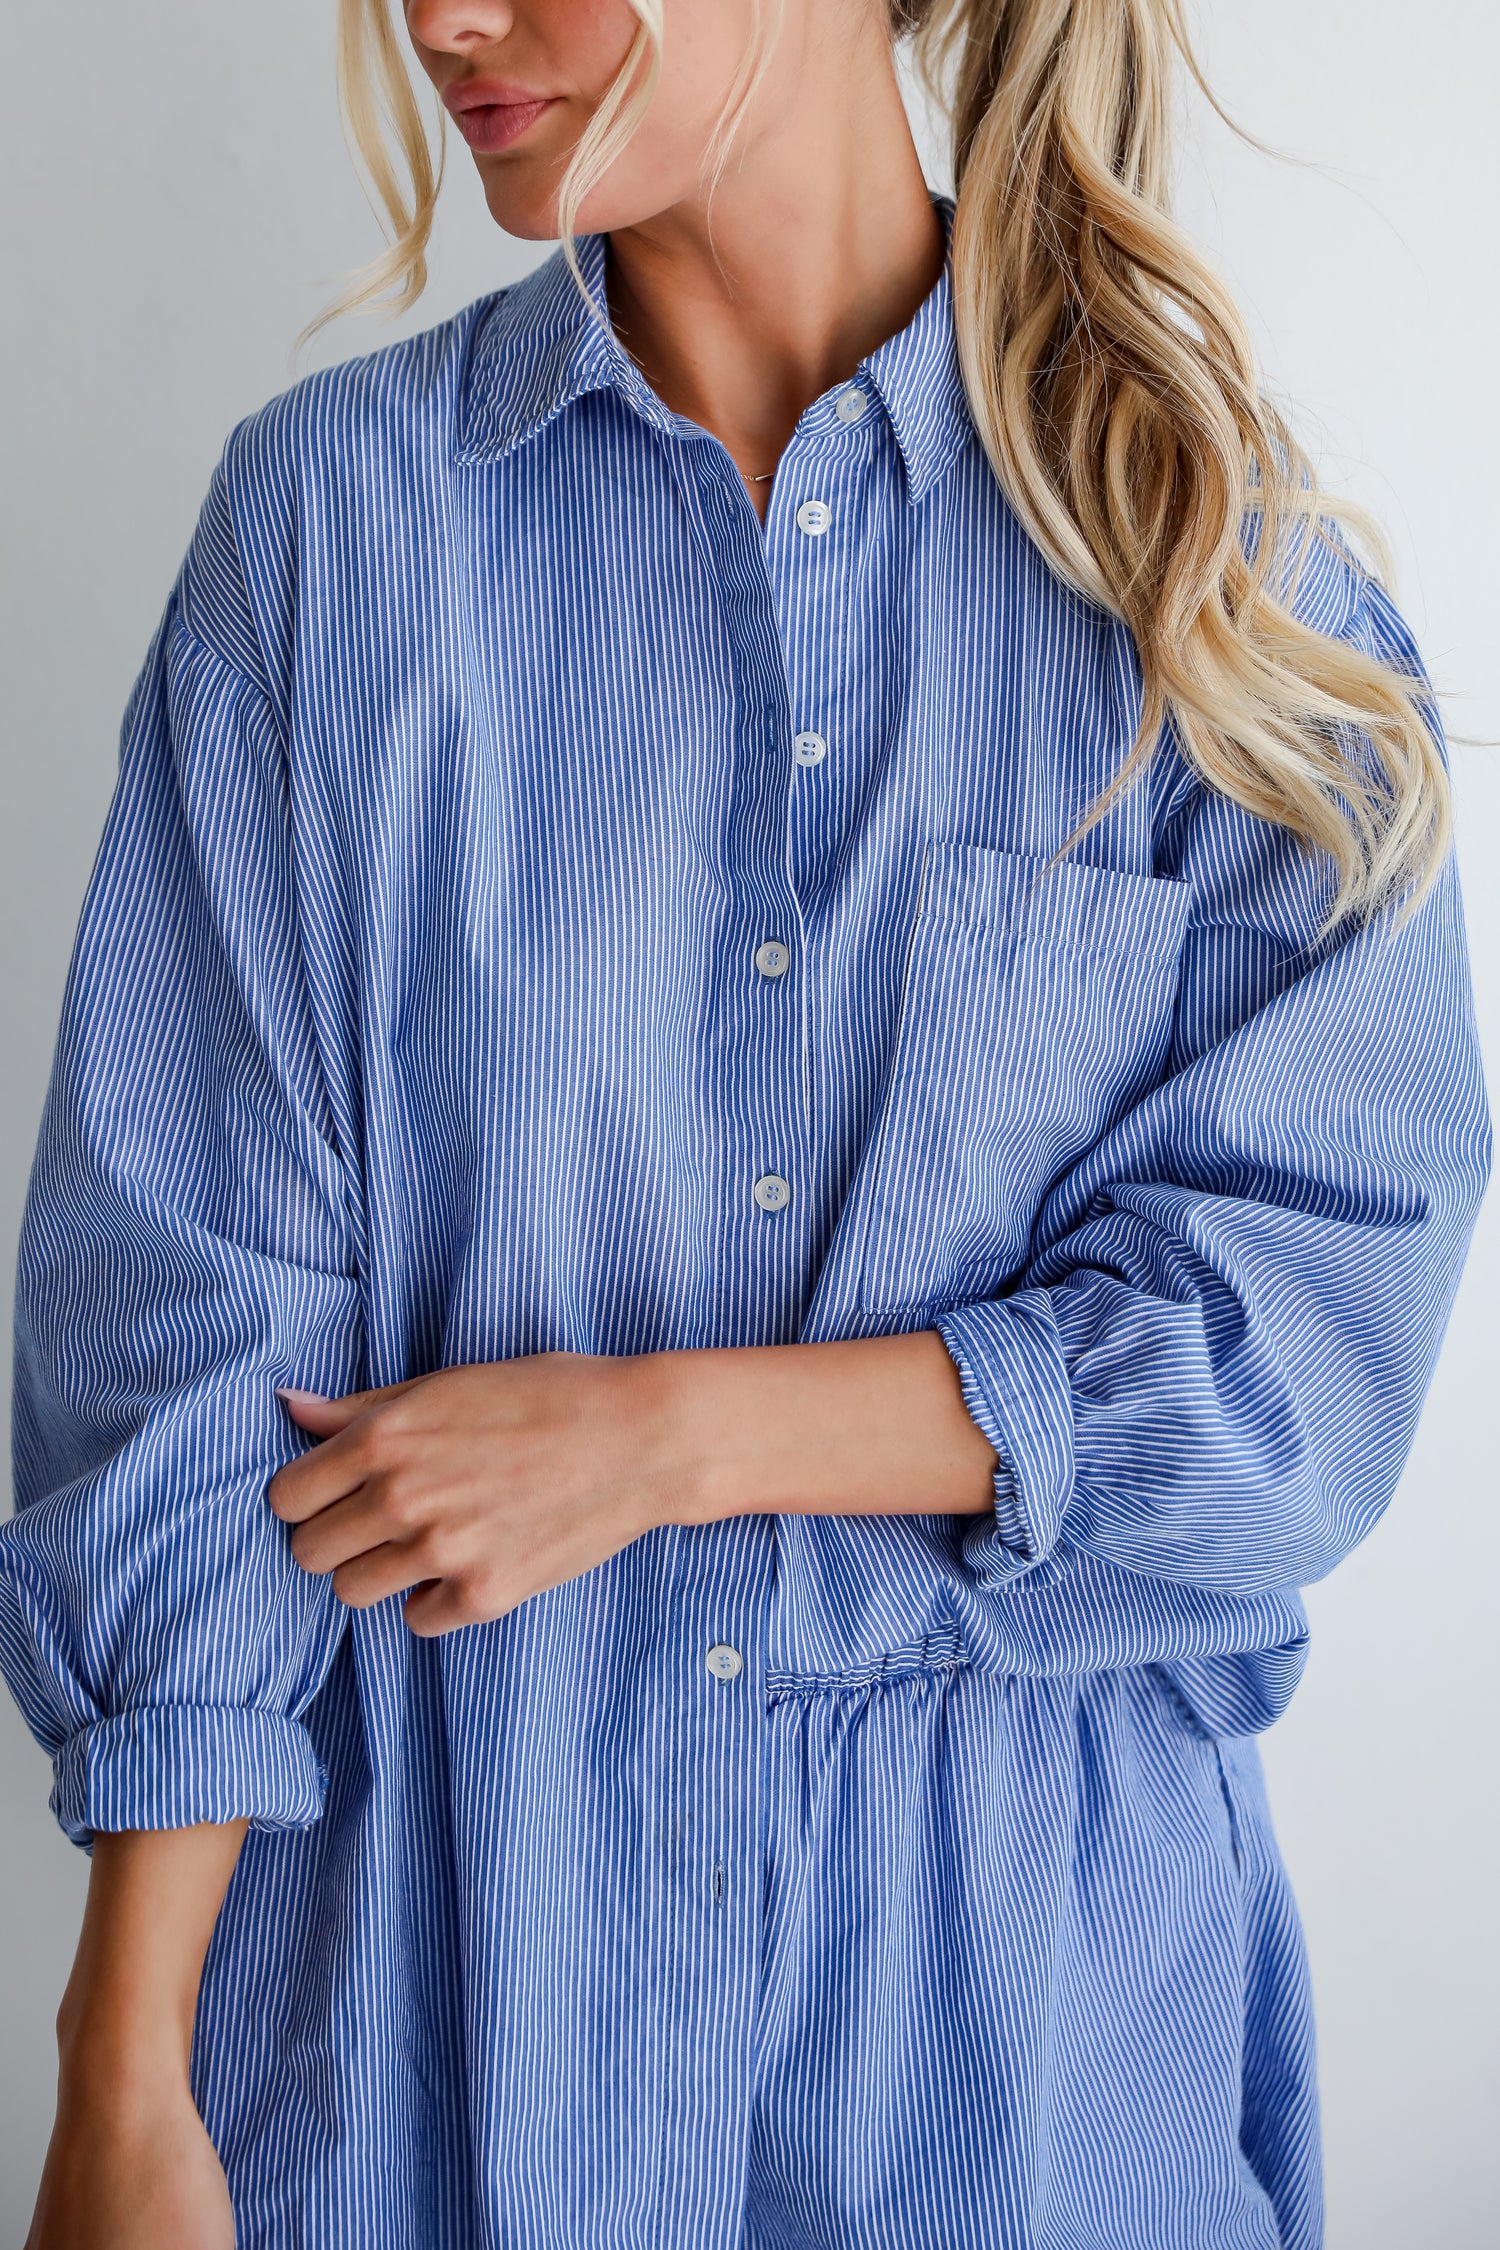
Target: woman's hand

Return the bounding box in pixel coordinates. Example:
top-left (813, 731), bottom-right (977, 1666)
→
top-left (28, 1824), bottom-right (247, 2250)
top-left (270, 1354), bottom-right (693, 1636)
top-left (270, 1335), bottom-right (998, 1637)
top-left (26, 2080), bottom-right (234, 2250)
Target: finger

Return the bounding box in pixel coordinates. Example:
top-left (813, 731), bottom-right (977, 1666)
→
top-left (276, 1380), bottom-right (419, 1438)
top-left (287, 1486), bottom-right (391, 1576)
top-left (330, 1543), bottom-right (428, 1612)
top-left (402, 1576), bottom-right (514, 1638)
top-left (401, 1580), bottom-right (469, 1638)
top-left (268, 1431), bottom-right (372, 1524)
top-left (275, 1390), bottom-right (352, 1438)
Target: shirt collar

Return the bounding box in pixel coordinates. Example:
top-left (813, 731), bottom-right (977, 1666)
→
top-left (455, 197), bottom-right (971, 504)
top-left (859, 200), bottom-right (970, 504)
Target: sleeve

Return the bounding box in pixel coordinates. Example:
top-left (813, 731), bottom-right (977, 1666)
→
top-left (0, 585), bottom-right (364, 1846)
top-left (935, 578), bottom-right (1492, 1599)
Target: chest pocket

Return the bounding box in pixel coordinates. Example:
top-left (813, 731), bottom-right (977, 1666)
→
top-left (854, 841), bottom-right (1191, 1316)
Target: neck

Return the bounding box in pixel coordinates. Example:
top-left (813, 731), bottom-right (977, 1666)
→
top-left (603, 19), bottom-right (943, 519)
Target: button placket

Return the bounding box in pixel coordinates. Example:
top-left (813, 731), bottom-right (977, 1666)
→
top-left (678, 445), bottom-right (806, 1279)
top-left (773, 409), bottom-right (866, 1161)
top-left (632, 456), bottom-right (780, 2219)
top-left (784, 401), bottom-right (863, 820)
top-left (723, 388), bottom-right (869, 1262)
top-left (648, 1511), bottom-right (773, 2247)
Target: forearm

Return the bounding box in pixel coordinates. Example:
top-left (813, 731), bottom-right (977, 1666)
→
top-left (272, 1331), bottom-right (1001, 1636)
top-left (659, 1332), bottom-right (999, 1525)
top-left (57, 1823), bottom-right (248, 2103)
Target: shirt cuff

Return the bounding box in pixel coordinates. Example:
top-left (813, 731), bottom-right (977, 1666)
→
top-left (50, 1706), bottom-right (328, 1848)
top-left (934, 1292), bottom-right (1076, 1577)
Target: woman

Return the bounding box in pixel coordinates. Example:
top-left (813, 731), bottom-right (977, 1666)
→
top-left (4, 0), bottom-right (1488, 2242)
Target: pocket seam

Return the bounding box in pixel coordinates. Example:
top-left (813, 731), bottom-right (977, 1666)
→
top-left (851, 844), bottom-right (1189, 1316)
top-left (917, 839), bottom-right (1191, 961)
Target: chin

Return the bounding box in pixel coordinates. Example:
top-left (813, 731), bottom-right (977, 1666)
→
top-left (480, 179), bottom-right (563, 243)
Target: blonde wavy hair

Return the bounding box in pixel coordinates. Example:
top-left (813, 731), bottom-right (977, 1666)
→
top-left (330, 0), bottom-right (1450, 926)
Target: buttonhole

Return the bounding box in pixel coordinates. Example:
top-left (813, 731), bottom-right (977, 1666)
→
top-left (712, 1863), bottom-right (725, 1907)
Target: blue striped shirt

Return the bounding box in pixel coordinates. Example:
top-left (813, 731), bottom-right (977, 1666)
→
top-left (1, 226), bottom-right (1489, 2249)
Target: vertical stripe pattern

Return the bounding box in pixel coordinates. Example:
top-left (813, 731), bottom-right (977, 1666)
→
top-left (0, 220), bottom-right (1489, 2249)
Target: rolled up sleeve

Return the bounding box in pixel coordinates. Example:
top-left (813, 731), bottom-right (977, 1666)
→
top-left (0, 589), bottom-right (363, 1845)
top-left (938, 587), bottom-right (1490, 1598)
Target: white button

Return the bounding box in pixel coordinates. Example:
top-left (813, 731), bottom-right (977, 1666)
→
top-left (793, 730), bottom-right (827, 767)
top-left (752, 1172), bottom-right (791, 1213)
top-left (835, 387), bottom-right (868, 424)
top-left (755, 939), bottom-right (790, 979)
top-left (706, 1644), bottom-right (743, 1682)
top-left (795, 499), bottom-right (832, 537)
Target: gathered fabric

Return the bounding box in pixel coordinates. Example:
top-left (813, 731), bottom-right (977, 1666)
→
top-left (0, 229), bottom-right (1487, 2248)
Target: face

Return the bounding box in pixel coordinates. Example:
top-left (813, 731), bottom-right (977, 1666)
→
top-left (405, 0), bottom-right (789, 241)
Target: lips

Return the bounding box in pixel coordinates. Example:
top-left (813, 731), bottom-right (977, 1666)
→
top-left (443, 80), bottom-right (556, 154)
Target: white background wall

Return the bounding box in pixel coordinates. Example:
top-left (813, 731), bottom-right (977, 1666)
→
top-left (1, 3), bottom-right (1495, 2242)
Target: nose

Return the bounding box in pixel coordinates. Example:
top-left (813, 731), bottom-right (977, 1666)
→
top-left (406, 0), bottom-right (514, 57)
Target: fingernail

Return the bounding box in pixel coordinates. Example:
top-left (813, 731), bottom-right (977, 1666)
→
top-left (276, 1387), bottom-right (328, 1408)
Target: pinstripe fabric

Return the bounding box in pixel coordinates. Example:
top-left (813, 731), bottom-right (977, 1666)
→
top-left (1, 225), bottom-right (1489, 2249)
